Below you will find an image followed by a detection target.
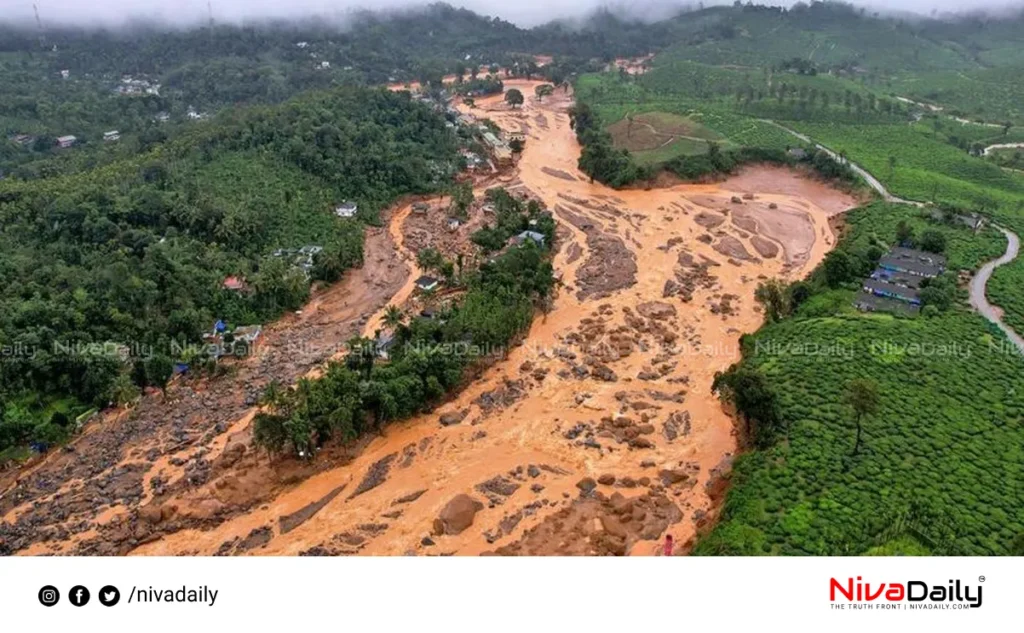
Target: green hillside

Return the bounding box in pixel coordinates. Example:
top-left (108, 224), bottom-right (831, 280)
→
top-left (695, 204), bottom-right (1024, 556)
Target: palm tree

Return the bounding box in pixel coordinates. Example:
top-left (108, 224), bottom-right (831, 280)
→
top-left (259, 380), bottom-right (287, 409)
top-left (845, 379), bottom-right (880, 456)
top-left (382, 305), bottom-right (405, 330)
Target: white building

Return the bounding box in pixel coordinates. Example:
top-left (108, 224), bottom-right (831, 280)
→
top-left (335, 201), bottom-right (358, 218)
top-left (103, 130), bottom-right (120, 142)
top-left (56, 135), bottom-right (77, 148)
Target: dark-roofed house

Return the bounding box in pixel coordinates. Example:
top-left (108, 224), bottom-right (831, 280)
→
top-left (415, 276), bottom-right (439, 292)
top-left (862, 279), bottom-right (921, 305)
top-left (870, 268), bottom-right (924, 290)
top-left (855, 246), bottom-right (944, 316)
top-left (877, 246), bottom-right (946, 278)
top-left (854, 291), bottom-right (920, 316)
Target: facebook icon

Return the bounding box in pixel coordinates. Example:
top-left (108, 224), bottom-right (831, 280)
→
top-left (69, 585), bottom-right (91, 607)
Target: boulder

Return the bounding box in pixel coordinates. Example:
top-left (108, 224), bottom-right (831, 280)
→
top-left (439, 409), bottom-right (469, 427)
top-left (659, 469), bottom-right (691, 486)
top-left (576, 477), bottom-right (597, 493)
top-left (433, 494), bottom-right (484, 536)
top-left (636, 301), bottom-right (677, 321)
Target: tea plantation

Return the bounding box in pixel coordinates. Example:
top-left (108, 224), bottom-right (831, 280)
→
top-left (695, 205), bottom-right (1024, 556)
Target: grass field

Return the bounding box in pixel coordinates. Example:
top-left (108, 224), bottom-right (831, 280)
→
top-left (695, 203), bottom-right (1024, 556)
top-left (606, 111), bottom-right (731, 164)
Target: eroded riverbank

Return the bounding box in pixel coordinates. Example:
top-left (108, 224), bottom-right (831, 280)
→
top-left (1, 80), bottom-right (858, 557)
top-left (127, 81), bottom-right (856, 556)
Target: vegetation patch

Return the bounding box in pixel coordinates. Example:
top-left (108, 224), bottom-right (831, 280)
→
top-left (696, 203), bottom-right (1024, 556)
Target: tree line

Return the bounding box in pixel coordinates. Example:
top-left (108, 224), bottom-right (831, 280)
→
top-left (253, 190), bottom-right (555, 458)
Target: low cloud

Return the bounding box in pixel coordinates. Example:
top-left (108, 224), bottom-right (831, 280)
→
top-left (4, 0), bottom-right (1023, 29)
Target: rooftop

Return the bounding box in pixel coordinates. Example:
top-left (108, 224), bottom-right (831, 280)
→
top-left (870, 268), bottom-right (924, 289)
top-left (854, 291), bottom-right (920, 316)
top-left (862, 278), bottom-right (921, 303)
top-left (878, 246), bottom-right (946, 277)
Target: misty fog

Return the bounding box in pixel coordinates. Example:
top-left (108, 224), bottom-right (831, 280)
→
top-left (3, 0), bottom-right (1023, 29)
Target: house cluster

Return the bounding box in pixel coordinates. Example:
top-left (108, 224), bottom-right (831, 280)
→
top-left (854, 246), bottom-right (947, 316)
top-left (187, 107), bottom-right (209, 121)
top-left (115, 76), bottom-right (161, 96)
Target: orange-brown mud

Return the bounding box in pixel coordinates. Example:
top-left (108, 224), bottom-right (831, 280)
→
top-left (0, 220), bottom-right (409, 555)
top-left (1, 80), bottom-right (857, 557)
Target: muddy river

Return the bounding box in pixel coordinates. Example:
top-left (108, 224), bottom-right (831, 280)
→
top-left (2, 80), bottom-right (857, 557)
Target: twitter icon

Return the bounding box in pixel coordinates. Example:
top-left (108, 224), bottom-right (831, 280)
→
top-left (99, 586), bottom-right (121, 607)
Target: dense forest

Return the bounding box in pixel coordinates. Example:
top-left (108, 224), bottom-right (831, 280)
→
top-left (0, 3), bottom-right (670, 176)
top-left (0, 86), bottom-right (458, 456)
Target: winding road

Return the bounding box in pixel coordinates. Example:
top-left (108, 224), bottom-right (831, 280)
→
top-left (766, 121), bottom-right (920, 205)
top-left (983, 142), bottom-right (1024, 156)
top-left (969, 227), bottom-right (1024, 354)
top-left (770, 120), bottom-right (1024, 353)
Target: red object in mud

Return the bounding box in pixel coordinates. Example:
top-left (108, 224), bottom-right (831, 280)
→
top-left (663, 535), bottom-right (674, 557)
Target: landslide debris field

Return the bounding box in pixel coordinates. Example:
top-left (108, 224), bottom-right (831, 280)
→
top-left (0, 80), bottom-right (857, 556)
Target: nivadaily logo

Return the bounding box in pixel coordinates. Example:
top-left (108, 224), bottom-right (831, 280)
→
top-left (830, 576), bottom-right (984, 610)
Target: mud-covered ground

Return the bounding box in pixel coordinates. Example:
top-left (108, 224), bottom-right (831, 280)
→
top-left (1, 79), bottom-right (857, 557)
